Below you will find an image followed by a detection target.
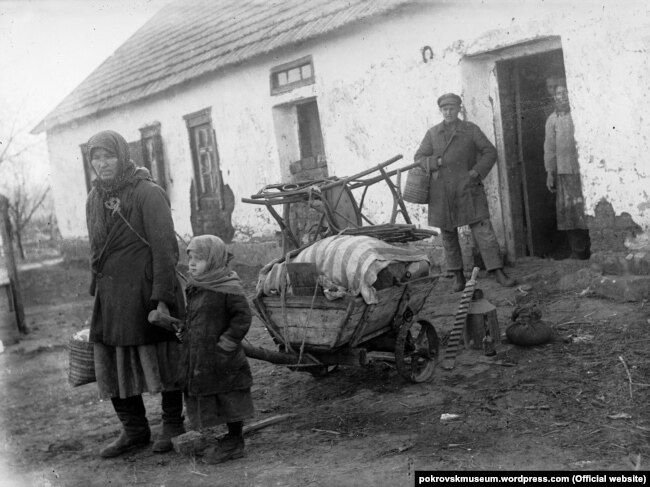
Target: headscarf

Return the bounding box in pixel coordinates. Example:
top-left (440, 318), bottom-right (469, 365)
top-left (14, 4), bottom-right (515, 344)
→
top-left (186, 235), bottom-right (246, 296)
top-left (86, 130), bottom-right (152, 264)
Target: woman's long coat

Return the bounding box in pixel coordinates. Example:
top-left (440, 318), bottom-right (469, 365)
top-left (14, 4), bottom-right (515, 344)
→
top-left (414, 121), bottom-right (497, 230)
top-left (183, 287), bottom-right (253, 396)
top-left (87, 179), bottom-right (184, 346)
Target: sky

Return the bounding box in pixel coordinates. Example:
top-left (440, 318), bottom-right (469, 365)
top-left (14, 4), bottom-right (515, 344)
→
top-left (0, 0), bottom-right (170, 185)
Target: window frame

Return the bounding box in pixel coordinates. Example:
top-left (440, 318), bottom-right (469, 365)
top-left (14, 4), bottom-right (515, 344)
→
top-left (139, 122), bottom-right (167, 190)
top-left (270, 55), bottom-right (315, 95)
top-left (183, 108), bottom-right (223, 199)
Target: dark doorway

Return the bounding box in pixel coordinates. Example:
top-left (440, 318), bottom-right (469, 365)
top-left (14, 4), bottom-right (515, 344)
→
top-left (297, 100), bottom-right (325, 161)
top-left (497, 49), bottom-right (569, 258)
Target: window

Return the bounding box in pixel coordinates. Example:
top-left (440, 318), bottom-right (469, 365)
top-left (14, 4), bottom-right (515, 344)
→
top-left (184, 108), bottom-right (222, 197)
top-left (139, 123), bottom-right (166, 190)
top-left (270, 56), bottom-right (315, 95)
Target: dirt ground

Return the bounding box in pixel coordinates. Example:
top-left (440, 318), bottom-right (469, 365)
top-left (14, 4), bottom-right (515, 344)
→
top-left (1, 256), bottom-right (649, 486)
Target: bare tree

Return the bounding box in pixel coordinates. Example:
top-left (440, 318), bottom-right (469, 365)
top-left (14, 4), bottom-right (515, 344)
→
top-left (0, 103), bottom-right (51, 259)
top-left (0, 103), bottom-right (42, 169)
top-left (6, 167), bottom-right (50, 259)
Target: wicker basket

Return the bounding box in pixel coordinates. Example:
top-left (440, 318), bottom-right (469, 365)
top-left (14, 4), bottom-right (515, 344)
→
top-left (68, 337), bottom-right (96, 387)
top-left (402, 166), bottom-right (430, 204)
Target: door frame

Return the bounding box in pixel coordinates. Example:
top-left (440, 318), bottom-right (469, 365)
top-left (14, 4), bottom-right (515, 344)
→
top-left (463, 36), bottom-right (563, 262)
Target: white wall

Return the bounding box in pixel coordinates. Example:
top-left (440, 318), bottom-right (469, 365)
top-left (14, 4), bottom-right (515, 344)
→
top-left (47, 0), bottom-right (650, 252)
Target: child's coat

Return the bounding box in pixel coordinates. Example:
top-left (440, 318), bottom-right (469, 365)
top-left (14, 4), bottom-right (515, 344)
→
top-left (183, 285), bottom-right (253, 396)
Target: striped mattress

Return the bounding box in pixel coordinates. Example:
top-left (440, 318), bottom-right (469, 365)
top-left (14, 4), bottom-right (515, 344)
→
top-left (292, 235), bottom-right (429, 304)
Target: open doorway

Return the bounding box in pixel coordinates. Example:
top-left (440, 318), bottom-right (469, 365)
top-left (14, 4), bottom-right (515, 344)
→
top-left (497, 49), bottom-right (570, 258)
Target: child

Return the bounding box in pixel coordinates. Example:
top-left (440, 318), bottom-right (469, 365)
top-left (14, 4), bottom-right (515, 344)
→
top-left (183, 235), bottom-right (254, 464)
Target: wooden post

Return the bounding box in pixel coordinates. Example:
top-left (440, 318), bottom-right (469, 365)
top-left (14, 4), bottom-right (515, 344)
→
top-left (0, 195), bottom-right (27, 335)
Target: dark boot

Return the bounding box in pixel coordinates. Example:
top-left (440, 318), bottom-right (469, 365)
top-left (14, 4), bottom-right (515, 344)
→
top-left (491, 268), bottom-right (515, 287)
top-left (100, 396), bottom-right (151, 458)
top-left (202, 434), bottom-right (245, 464)
top-left (452, 270), bottom-right (466, 293)
top-left (152, 390), bottom-right (185, 453)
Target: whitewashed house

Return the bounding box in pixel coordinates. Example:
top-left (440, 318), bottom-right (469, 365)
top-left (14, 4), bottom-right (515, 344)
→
top-left (34, 0), bottom-right (650, 266)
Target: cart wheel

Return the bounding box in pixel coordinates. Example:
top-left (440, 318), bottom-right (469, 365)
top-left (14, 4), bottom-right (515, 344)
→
top-left (395, 319), bottom-right (439, 383)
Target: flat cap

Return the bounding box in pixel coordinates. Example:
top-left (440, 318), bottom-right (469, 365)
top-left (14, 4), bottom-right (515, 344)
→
top-left (437, 93), bottom-right (462, 107)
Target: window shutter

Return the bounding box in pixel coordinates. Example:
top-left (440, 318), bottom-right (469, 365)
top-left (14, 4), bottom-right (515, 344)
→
top-left (79, 143), bottom-right (93, 193)
top-left (128, 140), bottom-right (145, 168)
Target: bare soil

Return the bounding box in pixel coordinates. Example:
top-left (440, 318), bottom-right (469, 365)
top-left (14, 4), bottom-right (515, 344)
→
top-left (1, 258), bottom-right (649, 486)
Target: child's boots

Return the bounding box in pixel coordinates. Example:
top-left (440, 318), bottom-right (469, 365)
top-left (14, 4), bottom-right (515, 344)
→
top-left (202, 434), bottom-right (245, 464)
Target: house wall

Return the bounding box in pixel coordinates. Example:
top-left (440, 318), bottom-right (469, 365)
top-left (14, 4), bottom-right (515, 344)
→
top-left (46, 0), bottom-right (650, 262)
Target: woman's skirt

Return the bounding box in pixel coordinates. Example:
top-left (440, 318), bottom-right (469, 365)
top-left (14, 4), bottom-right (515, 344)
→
top-left (94, 341), bottom-right (184, 399)
top-left (184, 389), bottom-right (254, 430)
top-left (556, 174), bottom-right (588, 230)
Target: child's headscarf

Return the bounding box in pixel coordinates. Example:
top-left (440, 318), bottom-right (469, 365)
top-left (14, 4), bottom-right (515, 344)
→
top-left (186, 235), bottom-right (246, 296)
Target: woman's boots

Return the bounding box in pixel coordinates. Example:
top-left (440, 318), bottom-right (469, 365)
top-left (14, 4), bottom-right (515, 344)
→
top-left (152, 390), bottom-right (185, 453)
top-left (101, 391), bottom-right (185, 458)
top-left (100, 396), bottom-right (151, 458)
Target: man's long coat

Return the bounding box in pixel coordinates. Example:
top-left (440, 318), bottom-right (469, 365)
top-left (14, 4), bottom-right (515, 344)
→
top-left (414, 120), bottom-right (497, 230)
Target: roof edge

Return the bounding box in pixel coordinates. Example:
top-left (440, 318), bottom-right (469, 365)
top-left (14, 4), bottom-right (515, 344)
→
top-left (37, 0), bottom-right (417, 134)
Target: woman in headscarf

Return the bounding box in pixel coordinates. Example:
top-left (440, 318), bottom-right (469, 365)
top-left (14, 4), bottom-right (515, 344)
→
top-left (85, 130), bottom-right (185, 458)
top-left (183, 235), bottom-right (254, 464)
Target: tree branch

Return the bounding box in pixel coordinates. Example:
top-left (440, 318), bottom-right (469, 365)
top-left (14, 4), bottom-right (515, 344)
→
top-left (21, 186), bottom-right (50, 228)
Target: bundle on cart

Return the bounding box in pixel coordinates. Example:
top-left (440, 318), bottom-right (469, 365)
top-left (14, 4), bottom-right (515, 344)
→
top-left (257, 235), bottom-right (430, 304)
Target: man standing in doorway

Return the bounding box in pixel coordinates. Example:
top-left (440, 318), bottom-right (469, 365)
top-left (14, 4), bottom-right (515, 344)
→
top-left (543, 84), bottom-right (591, 259)
top-left (414, 93), bottom-right (515, 292)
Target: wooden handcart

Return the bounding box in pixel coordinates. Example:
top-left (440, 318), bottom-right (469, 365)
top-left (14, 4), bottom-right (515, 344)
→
top-left (240, 155), bottom-right (454, 382)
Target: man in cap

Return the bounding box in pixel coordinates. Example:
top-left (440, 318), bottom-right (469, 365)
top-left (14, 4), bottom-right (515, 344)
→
top-left (414, 92), bottom-right (515, 291)
top-left (543, 83), bottom-right (590, 259)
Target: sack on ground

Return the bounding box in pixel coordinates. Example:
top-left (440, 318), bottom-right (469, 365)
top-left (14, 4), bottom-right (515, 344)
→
top-left (505, 305), bottom-right (553, 346)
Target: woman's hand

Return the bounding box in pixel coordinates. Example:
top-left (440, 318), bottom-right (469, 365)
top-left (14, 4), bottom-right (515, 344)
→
top-left (148, 307), bottom-right (182, 336)
top-left (546, 171), bottom-right (556, 193)
top-left (157, 301), bottom-right (170, 316)
top-left (469, 169), bottom-right (481, 183)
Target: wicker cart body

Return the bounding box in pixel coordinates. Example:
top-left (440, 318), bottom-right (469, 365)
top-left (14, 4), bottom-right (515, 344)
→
top-left (241, 155), bottom-right (443, 382)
